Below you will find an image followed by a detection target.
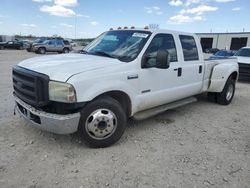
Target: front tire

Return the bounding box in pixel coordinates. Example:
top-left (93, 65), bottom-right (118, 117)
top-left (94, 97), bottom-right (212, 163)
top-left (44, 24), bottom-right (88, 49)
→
top-left (216, 78), bottom-right (235, 105)
top-left (63, 48), bottom-right (69, 53)
top-left (78, 97), bottom-right (127, 148)
top-left (38, 47), bottom-right (46, 54)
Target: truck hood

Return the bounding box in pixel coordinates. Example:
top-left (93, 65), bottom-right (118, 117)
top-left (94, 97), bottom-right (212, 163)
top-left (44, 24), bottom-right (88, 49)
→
top-left (18, 54), bottom-right (123, 82)
top-left (236, 56), bottom-right (250, 64)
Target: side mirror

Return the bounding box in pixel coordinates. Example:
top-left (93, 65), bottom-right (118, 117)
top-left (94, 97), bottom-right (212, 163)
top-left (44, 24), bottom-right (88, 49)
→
top-left (155, 50), bottom-right (170, 69)
top-left (142, 50), bottom-right (170, 69)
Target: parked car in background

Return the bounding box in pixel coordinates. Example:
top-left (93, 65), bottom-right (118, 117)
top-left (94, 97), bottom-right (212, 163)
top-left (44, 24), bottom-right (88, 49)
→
top-left (26, 38), bottom-right (48, 52)
top-left (31, 39), bottom-right (72, 54)
top-left (205, 48), bottom-right (220, 54)
top-left (209, 50), bottom-right (235, 60)
top-left (20, 40), bottom-right (31, 49)
top-left (0, 41), bottom-right (25, 50)
top-left (65, 38), bottom-right (78, 47)
top-left (234, 47), bottom-right (250, 80)
top-left (70, 41), bottom-right (78, 47)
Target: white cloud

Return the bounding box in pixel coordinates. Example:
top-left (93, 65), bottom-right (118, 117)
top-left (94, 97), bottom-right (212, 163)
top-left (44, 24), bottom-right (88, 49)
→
top-left (180, 5), bottom-right (218, 15)
top-left (51, 25), bottom-right (57, 29)
top-left (169, 0), bottom-right (183, 6)
top-left (214, 0), bottom-right (235, 2)
top-left (60, 23), bottom-right (73, 28)
top-left (54, 0), bottom-right (77, 7)
top-left (145, 6), bottom-right (163, 15)
top-left (0, 22), bottom-right (3, 24)
top-left (185, 0), bottom-right (200, 6)
top-left (168, 14), bottom-right (205, 24)
top-left (89, 21), bottom-right (99, 26)
top-left (232, 7), bottom-right (241, 11)
top-left (168, 14), bottom-right (193, 24)
top-left (20, 24), bottom-right (37, 27)
top-left (40, 5), bottom-right (76, 17)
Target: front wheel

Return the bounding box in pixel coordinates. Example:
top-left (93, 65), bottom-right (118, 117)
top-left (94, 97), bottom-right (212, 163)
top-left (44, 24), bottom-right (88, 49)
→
top-left (63, 48), bottom-right (69, 53)
top-left (216, 78), bottom-right (235, 105)
top-left (38, 47), bottom-right (46, 54)
top-left (78, 97), bottom-right (127, 148)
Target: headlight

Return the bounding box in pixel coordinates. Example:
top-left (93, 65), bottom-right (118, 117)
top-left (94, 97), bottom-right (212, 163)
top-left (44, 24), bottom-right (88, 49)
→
top-left (49, 81), bottom-right (76, 103)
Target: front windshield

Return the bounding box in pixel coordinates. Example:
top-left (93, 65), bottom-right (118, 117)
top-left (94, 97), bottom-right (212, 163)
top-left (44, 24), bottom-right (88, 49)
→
top-left (235, 48), bottom-right (250, 57)
top-left (42, 40), bottom-right (50, 44)
top-left (34, 39), bottom-right (45, 43)
top-left (84, 30), bottom-right (151, 62)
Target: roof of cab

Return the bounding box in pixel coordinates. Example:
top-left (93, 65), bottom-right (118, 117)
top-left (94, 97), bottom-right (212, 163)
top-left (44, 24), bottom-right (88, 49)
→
top-left (109, 28), bottom-right (196, 36)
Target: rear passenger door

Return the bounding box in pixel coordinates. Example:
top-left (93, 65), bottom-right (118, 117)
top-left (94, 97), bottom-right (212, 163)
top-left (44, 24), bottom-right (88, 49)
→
top-left (179, 35), bottom-right (203, 95)
top-left (47, 40), bottom-right (57, 52)
top-left (56, 40), bottom-right (64, 51)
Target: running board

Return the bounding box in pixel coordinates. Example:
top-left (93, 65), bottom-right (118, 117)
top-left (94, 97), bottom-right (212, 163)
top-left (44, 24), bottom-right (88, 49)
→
top-left (133, 97), bottom-right (197, 120)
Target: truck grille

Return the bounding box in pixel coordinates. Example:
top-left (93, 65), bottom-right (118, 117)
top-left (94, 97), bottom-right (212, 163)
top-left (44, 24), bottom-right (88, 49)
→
top-left (238, 63), bottom-right (250, 81)
top-left (13, 66), bottom-right (49, 107)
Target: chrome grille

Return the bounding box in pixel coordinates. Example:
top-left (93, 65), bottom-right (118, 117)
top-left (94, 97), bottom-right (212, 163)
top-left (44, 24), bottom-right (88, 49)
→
top-left (13, 66), bottom-right (49, 107)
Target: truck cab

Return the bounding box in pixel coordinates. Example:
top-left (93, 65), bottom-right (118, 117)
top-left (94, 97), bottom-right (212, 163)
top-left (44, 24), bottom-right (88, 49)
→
top-left (13, 28), bottom-right (238, 147)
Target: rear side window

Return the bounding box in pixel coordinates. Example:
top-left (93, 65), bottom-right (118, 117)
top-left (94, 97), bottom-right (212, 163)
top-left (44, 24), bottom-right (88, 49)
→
top-left (57, 40), bottom-right (64, 45)
top-left (179, 35), bottom-right (199, 61)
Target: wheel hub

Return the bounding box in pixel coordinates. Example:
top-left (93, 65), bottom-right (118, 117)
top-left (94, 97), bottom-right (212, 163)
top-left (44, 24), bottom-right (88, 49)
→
top-left (98, 121), bottom-right (107, 130)
top-left (85, 109), bottom-right (117, 139)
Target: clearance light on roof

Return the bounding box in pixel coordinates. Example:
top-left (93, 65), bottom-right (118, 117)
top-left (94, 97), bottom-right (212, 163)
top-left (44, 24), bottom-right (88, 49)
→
top-left (131, 26), bottom-right (135, 29)
top-left (144, 26), bottom-right (149, 30)
top-left (117, 27), bottom-right (122, 30)
top-left (109, 28), bottom-right (114, 31)
top-left (124, 26), bottom-right (128, 29)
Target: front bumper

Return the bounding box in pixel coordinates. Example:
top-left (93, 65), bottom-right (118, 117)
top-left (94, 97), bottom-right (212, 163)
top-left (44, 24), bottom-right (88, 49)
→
top-left (14, 96), bottom-right (80, 134)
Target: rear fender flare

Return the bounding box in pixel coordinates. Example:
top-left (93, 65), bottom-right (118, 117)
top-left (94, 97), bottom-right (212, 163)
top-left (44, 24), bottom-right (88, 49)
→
top-left (208, 63), bottom-right (238, 93)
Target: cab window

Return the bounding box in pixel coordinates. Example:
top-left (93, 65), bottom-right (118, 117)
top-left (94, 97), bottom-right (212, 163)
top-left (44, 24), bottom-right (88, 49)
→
top-left (179, 35), bottom-right (199, 61)
top-left (143, 34), bottom-right (177, 67)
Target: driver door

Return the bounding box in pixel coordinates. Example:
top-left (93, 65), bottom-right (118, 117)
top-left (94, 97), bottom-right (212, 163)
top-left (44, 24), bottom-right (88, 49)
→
top-left (137, 33), bottom-right (184, 111)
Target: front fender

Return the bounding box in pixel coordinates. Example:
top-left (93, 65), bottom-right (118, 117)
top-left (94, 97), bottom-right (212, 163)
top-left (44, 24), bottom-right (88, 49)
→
top-left (208, 63), bottom-right (238, 92)
top-left (68, 74), bottom-right (138, 114)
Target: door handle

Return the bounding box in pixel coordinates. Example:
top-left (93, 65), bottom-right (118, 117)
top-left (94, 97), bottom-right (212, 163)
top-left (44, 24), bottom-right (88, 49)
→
top-left (174, 67), bottom-right (182, 77)
top-left (199, 65), bottom-right (202, 74)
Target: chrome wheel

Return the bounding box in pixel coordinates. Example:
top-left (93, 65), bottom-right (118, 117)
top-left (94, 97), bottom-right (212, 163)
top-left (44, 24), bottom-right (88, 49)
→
top-left (226, 84), bottom-right (234, 101)
top-left (85, 109), bottom-right (117, 140)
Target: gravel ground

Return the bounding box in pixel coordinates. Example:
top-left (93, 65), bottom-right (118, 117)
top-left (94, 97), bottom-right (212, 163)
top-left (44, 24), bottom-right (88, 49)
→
top-left (0, 50), bottom-right (250, 188)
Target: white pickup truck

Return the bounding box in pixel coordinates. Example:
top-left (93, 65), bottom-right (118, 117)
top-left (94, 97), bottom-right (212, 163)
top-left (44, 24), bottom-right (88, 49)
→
top-left (13, 29), bottom-right (238, 147)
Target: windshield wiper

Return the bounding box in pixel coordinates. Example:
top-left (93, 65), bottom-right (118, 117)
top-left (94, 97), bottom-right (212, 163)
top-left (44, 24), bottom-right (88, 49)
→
top-left (92, 51), bottom-right (116, 59)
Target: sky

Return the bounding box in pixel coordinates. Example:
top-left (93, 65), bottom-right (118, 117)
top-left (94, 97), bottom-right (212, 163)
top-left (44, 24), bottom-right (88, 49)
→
top-left (0, 0), bottom-right (249, 39)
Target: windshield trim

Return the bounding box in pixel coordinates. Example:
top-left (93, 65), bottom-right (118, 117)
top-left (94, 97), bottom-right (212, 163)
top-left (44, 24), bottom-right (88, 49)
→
top-left (84, 30), bottom-right (152, 62)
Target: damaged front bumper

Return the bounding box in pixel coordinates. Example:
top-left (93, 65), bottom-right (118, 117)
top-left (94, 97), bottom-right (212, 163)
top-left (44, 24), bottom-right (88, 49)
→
top-left (14, 95), bottom-right (80, 134)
